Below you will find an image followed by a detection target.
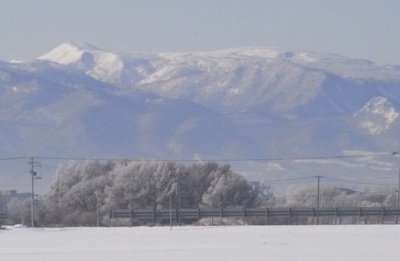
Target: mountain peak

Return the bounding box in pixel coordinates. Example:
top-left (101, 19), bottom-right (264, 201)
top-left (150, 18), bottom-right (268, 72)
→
top-left (353, 97), bottom-right (399, 135)
top-left (36, 42), bottom-right (101, 65)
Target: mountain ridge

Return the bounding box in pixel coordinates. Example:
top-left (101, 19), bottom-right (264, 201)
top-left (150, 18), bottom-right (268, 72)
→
top-left (2, 43), bottom-right (399, 154)
top-left (0, 43), bottom-right (399, 190)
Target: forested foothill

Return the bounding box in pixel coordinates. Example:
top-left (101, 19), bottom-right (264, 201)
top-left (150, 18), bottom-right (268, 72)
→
top-left (3, 160), bottom-right (399, 227)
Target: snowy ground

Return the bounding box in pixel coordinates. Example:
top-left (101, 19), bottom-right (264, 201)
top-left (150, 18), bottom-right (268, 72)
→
top-left (1, 225), bottom-right (399, 261)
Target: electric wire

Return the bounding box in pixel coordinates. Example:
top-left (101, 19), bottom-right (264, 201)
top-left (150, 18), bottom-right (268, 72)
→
top-left (0, 151), bottom-right (395, 163)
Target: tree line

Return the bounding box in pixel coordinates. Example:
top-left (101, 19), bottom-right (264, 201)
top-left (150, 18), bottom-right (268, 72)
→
top-left (6, 160), bottom-right (258, 226)
top-left (3, 160), bottom-right (399, 226)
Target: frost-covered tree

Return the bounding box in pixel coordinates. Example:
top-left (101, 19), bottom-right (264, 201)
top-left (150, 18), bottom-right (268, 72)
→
top-left (103, 161), bottom-right (180, 210)
top-left (42, 160), bottom-right (258, 226)
top-left (44, 160), bottom-right (113, 226)
top-left (283, 185), bottom-right (355, 208)
top-left (201, 164), bottom-right (258, 208)
top-left (6, 197), bottom-right (31, 225)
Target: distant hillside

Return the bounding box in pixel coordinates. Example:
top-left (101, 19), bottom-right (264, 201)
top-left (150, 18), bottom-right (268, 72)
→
top-left (1, 43), bottom-right (399, 190)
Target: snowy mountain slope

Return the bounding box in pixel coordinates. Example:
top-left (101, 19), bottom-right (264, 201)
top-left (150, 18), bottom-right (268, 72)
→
top-left (0, 59), bottom-right (255, 159)
top-left (38, 44), bottom-right (332, 114)
top-left (37, 43), bottom-right (400, 116)
top-left (352, 97), bottom-right (399, 135)
top-left (1, 43), bottom-right (400, 162)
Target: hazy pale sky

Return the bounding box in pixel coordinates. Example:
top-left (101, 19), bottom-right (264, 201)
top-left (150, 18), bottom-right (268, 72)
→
top-left (1, 0), bottom-right (399, 64)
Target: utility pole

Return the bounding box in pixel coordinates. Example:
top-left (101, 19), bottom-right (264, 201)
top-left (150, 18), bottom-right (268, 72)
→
top-left (316, 175), bottom-right (322, 225)
top-left (169, 193), bottom-right (172, 230)
top-left (95, 190), bottom-right (100, 227)
top-left (0, 190), bottom-right (3, 213)
top-left (28, 157), bottom-right (40, 227)
top-left (393, 151), bottom-right (400, 224)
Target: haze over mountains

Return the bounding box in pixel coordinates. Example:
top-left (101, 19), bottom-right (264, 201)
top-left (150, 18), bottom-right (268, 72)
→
top-left (1, 43), bottom-right (399, 189)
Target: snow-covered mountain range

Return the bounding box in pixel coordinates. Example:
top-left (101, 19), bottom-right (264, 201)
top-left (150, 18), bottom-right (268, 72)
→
top-left (1, 43), bottom-right (400, 188)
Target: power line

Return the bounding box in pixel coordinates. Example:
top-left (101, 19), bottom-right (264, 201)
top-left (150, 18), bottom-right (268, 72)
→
top-left (263, 176), bottom-right (316, 183)
top-left (33, 153), bottom-right (394, 162)
top-left (0, 154), bottom-right (397, 192)
top-left (0, 157), bottom-right (29, 161)
top-left (0, 151), bottom-right (394, 163)
top-left (323, 177), bottom-right (396, 186)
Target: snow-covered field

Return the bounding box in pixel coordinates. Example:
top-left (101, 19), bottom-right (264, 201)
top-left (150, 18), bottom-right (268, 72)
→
top-left (1, 225), bottom-right (399, 261)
